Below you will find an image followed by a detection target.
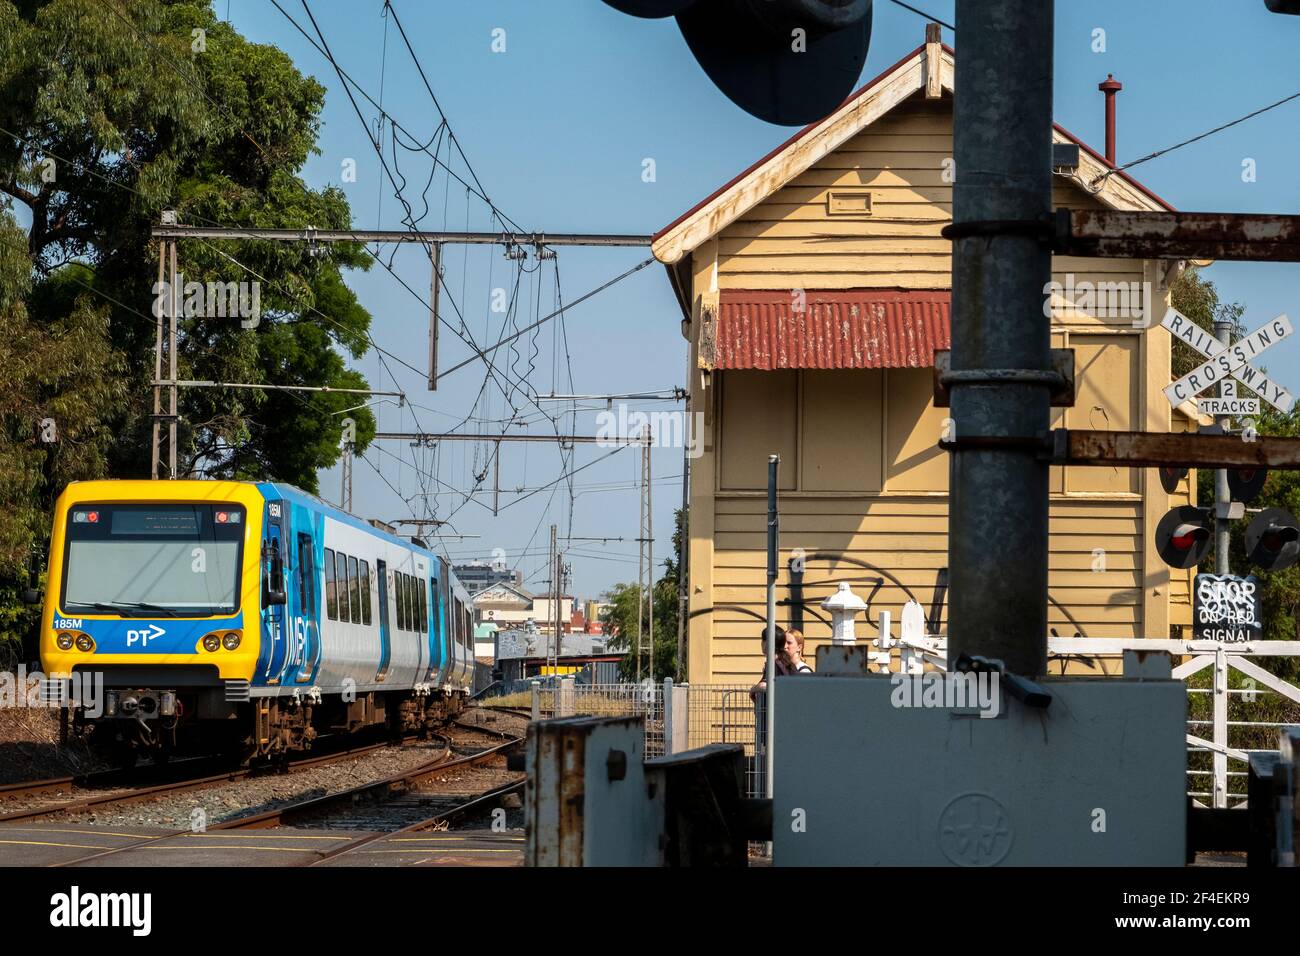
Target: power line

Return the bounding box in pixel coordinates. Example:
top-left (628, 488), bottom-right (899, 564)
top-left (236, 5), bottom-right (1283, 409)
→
top-left (266, 0), bottom-right (525, 233)
top-left (887, 0), bottom-right (955, 31)
top-left (436, 256), bottom-right (656, 381)
top-left (383, 0), bottom-right (496, 209)
top-left (278, 1), bottom-right (588, 510)
top-left (1094, 89), bottom-right (1300, 183)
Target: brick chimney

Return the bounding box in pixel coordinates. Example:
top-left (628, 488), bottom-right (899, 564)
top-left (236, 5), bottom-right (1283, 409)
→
top-left (1098, 74), bottom-right (1122, 166)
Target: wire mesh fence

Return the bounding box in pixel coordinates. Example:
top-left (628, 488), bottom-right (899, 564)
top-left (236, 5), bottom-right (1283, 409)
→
top-left (529, 680), bottom-right (762, 788)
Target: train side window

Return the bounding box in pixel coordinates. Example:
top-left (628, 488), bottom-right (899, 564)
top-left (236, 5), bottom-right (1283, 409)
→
top-left (395, 573), bottom-right (404, 631)
top-left (396, 572), bottom-right (407, 631)
top-left (360, 560), bottom-right (372, 625)
top-left (441, 574), bottom-right (451, 644)
top-left (324, 547), bottom-right (337, 620)
top-left (337, 551), bottom-right (351, 623)
top-left (429, 579), bottom-right (441, 645)
top-left (347, 556), bottom-right (360, 624)
top-left (405, 573), bottom-right (414, 631)
top-left (418, 580), bottom-right (428, 632)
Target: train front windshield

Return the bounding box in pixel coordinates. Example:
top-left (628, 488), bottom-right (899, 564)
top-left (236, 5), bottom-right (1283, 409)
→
top-left (61, 504), bottom-right (245, 616)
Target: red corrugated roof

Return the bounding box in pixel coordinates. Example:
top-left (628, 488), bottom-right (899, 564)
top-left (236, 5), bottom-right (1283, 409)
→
top-left (716, 289), bottom-right (950, 371)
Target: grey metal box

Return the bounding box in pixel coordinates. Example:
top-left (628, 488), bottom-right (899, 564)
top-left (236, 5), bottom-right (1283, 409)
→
top-left (773, 675), bottom-right (1186, 866)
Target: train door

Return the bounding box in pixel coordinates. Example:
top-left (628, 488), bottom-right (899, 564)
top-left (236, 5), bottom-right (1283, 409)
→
top-left (294, 532), bottom-right (320, 684)
top-left (451, 595), bottom-right (466, 688)
top-left (261, 501), bottom-right (288, 684)
top-left (375, 559), bottom-right (391, 683)
top-left (426, 573), bottom-right (441, 681)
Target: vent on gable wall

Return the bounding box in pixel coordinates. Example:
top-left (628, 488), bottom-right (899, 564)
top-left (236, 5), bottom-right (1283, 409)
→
top-left (826, 189), bottom-right (873, 217)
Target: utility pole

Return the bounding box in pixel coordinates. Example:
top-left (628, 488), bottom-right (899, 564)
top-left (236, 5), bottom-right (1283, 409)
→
top-left (150, 238), bottom-right (166, 479)
top-left (676, 431), bottom-right (689, 682)
top-left (946, 0), bottom-right (1055, 677)
top-left (647, 431), bottom-right (654, 685)
top-left (635, 429), bottom-right (654, 683)
top-left (340, 440), bottom-right (354, 513)
top-left (548, 523), bottom-right (558, 673)
top-left (555, 551), bottom-right (566, 671)
top-left (168, 241), bottom-right (178, 479)
top-left (1214, 318), bottom-right (1234, 574)
top-left (493, 440), bottom-right (501, 516)
top-left (151, 231), bottom-right (180, 481)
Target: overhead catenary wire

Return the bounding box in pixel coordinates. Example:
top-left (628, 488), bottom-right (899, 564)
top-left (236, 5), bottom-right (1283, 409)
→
top-left (1092, 89), bottom-right (1300, 184)
top-left (5, 7), bottom-right (664, 590)
top-left (267, 0), bottom-right (526, 234)
top-left (887, 0), bottom-right (955, 31)
top-left (283, 1), bottom-right (594, 529)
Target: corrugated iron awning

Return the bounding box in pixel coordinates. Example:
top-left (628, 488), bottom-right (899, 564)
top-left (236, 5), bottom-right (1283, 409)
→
top-left (716, 289), bottom-right (951, 371)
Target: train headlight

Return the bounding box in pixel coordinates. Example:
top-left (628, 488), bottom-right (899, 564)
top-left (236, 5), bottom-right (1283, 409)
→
top-left (222, 631), bottom-right (242, 651)
top-left (202, 633), bottom-right (221, 653)
top-left (56, 632), bottom-right (75, 650)
top-left (74, 634), bottom-right (94, 653)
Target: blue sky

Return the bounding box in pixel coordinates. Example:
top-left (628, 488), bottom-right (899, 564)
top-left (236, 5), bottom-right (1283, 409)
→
top-left (225, 0), bottom-right (1300, 601)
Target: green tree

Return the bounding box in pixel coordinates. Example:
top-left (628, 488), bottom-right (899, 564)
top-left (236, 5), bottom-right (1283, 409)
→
top-left (0, 0), bottom-right (377, 652)
top-left (1168, 266), bottom-right (1245, 378)
top-left (0, 212), bottom-right (125, 659)
top-left (602, 508), bottom-right (685, 681)
top-left (0, 0), bottom-right (376, 490)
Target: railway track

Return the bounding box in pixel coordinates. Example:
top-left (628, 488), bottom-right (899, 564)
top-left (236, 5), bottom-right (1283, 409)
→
top-left (216, 720), bottom-right (520, 831)
top-left (0, 754), bottom-right (218, 803)
top-left (0, 732), bottom-right (425, 825)
top-left (29, 719), bottom-right (526, 867)
top-left (476, 705), bottom-right (537, 721)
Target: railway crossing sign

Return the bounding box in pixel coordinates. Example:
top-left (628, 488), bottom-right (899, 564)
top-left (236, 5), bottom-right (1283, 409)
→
top-left (1161, 309), bottom-right (1294, 413)
top-left (1193, 573), bottom-right (1262, 643)
top-left (1199, 381), bottom-right (1259, 418)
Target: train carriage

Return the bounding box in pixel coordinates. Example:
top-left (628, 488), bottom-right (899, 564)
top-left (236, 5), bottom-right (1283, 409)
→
top-left (39, 479), bottom-right (473, 765)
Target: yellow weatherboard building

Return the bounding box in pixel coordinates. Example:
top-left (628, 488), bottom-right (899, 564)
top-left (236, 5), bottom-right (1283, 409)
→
top-left (652, 37), bottom-right (1202, 684)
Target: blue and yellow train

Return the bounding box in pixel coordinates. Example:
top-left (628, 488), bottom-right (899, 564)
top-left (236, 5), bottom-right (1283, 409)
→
top-left (40, 480), bottom-right (474, 765)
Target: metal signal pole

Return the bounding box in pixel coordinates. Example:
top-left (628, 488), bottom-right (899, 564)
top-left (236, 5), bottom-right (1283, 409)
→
top-left (946, 0), bottom-right (1056, 676)
top-left (1214, 318), bottom-right (1234, 574)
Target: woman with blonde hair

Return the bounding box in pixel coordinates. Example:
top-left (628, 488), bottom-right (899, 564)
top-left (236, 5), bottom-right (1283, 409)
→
top-left (751, 626), bottom-right (813, 699)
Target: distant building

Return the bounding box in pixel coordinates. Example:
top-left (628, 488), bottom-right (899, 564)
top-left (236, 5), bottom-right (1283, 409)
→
top-left (493, 627), bottom-right (621, 685)
top-left (470, 582), bottom-right (574, 635)
top-left (453, 561), bottom-right (523, 595)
